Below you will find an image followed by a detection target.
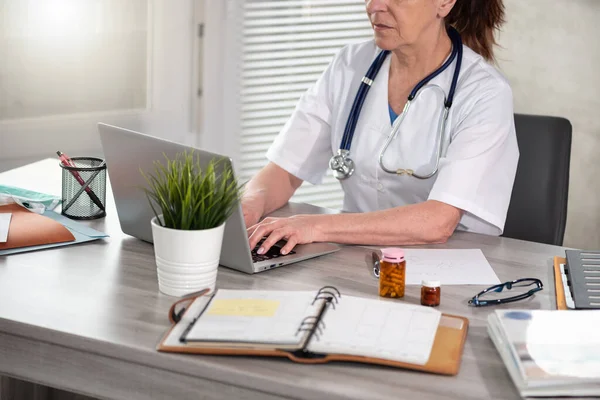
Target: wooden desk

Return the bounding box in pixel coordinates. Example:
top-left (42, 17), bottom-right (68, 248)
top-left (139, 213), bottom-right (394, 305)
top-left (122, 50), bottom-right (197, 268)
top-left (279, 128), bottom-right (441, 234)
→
top-left (0, 160), bottom-right (565, 400)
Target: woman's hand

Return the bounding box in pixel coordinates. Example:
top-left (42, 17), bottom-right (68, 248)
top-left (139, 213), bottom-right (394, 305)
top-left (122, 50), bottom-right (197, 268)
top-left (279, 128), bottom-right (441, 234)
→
top-left (247, 215), bottom-right (322, 255)
top-left (240, 196), bottom-right (265, 228)
top-left (240, 163), bottom-right (304, 229)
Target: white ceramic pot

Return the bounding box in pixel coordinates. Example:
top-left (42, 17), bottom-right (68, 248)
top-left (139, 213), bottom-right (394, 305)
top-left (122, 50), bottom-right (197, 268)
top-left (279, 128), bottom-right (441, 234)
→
top-left (157, 269), bottom-right (218, 284)
top-left (151, 216), bottom-right (225, 297)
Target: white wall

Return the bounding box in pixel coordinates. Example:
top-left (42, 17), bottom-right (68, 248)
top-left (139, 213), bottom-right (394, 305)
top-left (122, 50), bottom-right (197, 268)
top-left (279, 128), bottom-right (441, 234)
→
top-left (0, 0), bottom-right (197, 172)
top-left (496, 0), bottom-right (600, 249)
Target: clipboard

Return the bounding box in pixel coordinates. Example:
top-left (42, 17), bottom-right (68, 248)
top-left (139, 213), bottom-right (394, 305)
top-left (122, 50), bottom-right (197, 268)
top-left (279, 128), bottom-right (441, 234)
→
top-left (554, 253), bottom-right (600, 310)
top-left (157, 288), bottom-right (469, 376)
top-left (553, 256), bottom-right (568, 310)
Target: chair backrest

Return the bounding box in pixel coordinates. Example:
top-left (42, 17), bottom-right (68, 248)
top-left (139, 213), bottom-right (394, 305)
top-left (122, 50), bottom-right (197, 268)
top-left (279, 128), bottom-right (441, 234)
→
top-left (503, 114), bottom-right (572, 246)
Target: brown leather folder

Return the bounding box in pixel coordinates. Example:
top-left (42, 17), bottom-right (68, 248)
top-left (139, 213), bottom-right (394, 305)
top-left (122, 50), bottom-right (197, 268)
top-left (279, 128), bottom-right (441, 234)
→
top-left (0, 204), bottom-right (75, 250)
top-left (157, 288), bottom-right (469, 376)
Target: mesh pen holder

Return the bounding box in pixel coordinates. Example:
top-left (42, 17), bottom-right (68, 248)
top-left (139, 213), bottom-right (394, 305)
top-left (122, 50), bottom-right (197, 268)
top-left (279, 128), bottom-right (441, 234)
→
top-left (60, 157), bottom-right (107, 220)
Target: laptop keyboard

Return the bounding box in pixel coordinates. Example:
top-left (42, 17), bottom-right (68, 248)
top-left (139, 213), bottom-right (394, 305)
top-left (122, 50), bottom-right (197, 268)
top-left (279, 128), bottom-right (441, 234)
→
top-left (251, 238), bottom-right (296, 263)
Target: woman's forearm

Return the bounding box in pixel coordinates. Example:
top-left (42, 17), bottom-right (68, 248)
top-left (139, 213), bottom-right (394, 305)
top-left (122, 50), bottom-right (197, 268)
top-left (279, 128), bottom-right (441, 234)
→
top-left (243, 162), bottom-right (303, 217)
top-left (314, 200), bottom-right (462, 245)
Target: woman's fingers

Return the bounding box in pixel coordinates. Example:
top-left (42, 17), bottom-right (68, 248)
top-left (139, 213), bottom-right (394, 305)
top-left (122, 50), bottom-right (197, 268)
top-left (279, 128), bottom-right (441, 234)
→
top-left (248, 226), bottom-right (267, 251)
top-left (279, 236), bottom-right (298, 255)
top-left (248, 219), bottom-right (280, 251)
top-left (247, 217), bottom-right (278, 247)
top-left (247, 215), bottom-right (312, 255)
top-left (246, 223), bottom-right (259, 238)
top-left (255, 228), bottom-right (288, 255)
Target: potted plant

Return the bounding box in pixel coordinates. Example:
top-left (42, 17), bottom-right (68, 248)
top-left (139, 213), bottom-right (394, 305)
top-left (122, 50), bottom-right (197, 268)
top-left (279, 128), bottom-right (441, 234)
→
top-left (141, 151), bottom-right (243, 297)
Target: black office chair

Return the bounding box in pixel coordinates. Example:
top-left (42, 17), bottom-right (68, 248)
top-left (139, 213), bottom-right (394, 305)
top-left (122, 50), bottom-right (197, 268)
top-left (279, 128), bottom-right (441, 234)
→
top-left (502, 114), bottom-right (572, 246)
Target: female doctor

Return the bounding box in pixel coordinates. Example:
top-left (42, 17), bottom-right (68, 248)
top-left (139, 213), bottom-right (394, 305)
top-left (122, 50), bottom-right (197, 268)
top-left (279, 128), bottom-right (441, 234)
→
top-left (244, 0), bottom-right (519, 256)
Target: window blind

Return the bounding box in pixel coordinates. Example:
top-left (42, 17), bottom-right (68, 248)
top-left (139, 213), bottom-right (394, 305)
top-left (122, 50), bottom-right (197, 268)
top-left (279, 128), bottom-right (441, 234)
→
top-left (239, 0), bottom-right (372, 209)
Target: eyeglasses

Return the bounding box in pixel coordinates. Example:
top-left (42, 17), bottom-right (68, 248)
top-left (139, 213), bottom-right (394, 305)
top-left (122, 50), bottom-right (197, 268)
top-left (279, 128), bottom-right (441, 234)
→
top-left (468, 278), bottom-right (543, 307)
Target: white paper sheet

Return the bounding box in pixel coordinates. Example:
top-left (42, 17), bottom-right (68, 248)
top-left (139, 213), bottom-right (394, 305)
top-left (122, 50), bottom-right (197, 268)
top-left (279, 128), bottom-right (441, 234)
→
top-left (0, 213), bottom-right (11, 243)
top-left (308, 295), bottom-right (441, 365)
top-left (403, 249), bottom-right (500, 285)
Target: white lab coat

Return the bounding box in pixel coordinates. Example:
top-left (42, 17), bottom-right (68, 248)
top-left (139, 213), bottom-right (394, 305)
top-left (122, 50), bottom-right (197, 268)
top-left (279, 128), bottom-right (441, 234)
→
top-left (266, 40), bottom-right (519, 236)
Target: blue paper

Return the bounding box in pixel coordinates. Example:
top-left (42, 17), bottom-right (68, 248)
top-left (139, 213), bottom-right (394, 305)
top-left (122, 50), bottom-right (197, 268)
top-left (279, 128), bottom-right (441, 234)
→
top-left (0, 210), bottom-right (108, 256)
top-left (45, 211), bottom-right (108, 238)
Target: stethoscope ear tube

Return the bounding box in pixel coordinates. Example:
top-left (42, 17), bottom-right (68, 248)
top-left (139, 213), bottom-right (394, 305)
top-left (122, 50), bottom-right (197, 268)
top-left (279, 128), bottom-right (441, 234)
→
top-left (340, 50), bottom-right (390, 152)
top-left (445, 26), bottom-right (462, 108)
top-left (378, 94), bottom-right (450, 180)
top-left (330, 50), bottom-right (389, 180)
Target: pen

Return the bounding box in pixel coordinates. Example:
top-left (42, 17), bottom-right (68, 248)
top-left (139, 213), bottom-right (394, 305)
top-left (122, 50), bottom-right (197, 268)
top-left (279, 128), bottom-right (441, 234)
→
top-left (57, 151), bottom-right (105, 212)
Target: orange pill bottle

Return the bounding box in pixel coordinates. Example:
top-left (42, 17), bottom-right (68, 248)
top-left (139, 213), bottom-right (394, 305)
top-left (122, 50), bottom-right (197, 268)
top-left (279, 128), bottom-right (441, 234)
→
top-left (378, 248), bottom-right (406, 298)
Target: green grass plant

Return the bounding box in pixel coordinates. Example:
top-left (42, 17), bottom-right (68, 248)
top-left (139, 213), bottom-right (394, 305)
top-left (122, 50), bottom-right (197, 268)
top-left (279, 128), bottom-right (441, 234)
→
top-left (141, 151), bottom-right (243, 230)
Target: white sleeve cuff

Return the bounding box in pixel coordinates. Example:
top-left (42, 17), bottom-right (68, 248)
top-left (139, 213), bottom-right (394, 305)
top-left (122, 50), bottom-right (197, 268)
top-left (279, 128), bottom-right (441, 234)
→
top-left (266, 146), bottom-right (326, 185)
top-left (428, 191), bottom-right (504, 236)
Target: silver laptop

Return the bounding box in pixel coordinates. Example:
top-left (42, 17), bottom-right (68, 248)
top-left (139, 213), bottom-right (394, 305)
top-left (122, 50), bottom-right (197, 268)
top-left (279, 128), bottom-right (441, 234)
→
top-left (97, 123), bottom-right (340, 274)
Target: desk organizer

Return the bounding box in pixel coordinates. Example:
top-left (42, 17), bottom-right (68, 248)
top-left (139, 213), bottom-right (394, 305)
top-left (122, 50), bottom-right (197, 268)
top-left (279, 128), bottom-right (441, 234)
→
top-left (60, 157), bottom-right (107, 220)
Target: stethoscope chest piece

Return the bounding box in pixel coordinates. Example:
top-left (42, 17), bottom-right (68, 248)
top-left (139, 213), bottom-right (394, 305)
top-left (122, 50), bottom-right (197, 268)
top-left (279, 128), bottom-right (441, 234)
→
top-left (329, 149), bottom-right (355, 180)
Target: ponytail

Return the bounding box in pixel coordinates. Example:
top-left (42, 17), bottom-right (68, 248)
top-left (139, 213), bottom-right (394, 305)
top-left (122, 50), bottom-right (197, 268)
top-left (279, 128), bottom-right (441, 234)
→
top-left (445, 0), bottom-right (506, 63)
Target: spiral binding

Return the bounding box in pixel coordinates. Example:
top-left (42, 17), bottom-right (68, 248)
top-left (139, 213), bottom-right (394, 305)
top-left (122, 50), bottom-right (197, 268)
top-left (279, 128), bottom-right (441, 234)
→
top-left (295, 315), bottom-right (325, 339)
top-left (311, 285), bottom-right (341, 309)
top-left (296, 286), bottom-right (341, 343)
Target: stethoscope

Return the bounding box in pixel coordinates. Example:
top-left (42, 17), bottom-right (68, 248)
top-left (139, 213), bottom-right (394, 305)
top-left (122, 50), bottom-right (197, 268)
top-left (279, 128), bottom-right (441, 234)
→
top-left (329, 26), bottom-right (463, 180)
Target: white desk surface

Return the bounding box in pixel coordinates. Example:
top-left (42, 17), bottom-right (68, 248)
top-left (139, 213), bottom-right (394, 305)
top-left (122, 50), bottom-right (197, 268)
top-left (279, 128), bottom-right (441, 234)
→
top-left (0, 158), bottom-right (63, 197)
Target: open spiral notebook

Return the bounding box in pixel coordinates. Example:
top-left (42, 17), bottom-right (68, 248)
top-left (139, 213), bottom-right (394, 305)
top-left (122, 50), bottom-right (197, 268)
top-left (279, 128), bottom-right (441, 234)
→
top-left (157, 287), bottom-right (469, 375)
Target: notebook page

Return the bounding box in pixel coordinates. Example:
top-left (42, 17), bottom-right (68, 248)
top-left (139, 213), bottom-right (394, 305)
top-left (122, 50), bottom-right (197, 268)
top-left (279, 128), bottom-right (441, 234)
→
top-left (0, 213), bottom-right (11, 242)
top-left (184, 290), bottom-right (321, 345)
top-left (307, 296), bottom-right (441, 365)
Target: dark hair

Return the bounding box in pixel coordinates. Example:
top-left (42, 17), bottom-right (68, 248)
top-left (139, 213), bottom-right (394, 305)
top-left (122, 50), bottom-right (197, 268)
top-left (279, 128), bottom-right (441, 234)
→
top-left (445, 0), bottom-right (506, 62)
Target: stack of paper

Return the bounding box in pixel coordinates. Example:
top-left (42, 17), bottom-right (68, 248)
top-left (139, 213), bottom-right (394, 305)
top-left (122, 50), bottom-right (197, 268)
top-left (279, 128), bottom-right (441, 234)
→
top-left (488, 310), bottom-right (600, 398)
